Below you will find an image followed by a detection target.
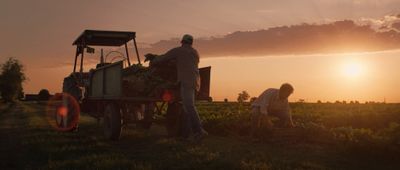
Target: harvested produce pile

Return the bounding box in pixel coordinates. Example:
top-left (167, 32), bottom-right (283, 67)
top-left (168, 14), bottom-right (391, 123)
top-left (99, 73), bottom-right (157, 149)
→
top-left (122, 54), bottom-right (177, 97)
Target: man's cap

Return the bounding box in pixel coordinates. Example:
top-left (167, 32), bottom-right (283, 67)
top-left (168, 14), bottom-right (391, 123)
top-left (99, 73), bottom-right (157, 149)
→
top-left (181, 34), bottom-right (194, 44)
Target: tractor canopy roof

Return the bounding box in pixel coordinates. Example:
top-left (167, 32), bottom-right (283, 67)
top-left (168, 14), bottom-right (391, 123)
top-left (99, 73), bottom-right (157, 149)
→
top-left (73, 30), bottom-right (136, 46)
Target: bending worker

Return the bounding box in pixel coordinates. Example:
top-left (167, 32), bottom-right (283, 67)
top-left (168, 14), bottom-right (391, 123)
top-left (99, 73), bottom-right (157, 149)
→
top-left (250, 83), bottom-right (295, 136)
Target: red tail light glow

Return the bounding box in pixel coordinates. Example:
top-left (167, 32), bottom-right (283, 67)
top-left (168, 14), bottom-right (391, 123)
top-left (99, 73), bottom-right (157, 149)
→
top-left (162, 90), bottom-right (173, 102)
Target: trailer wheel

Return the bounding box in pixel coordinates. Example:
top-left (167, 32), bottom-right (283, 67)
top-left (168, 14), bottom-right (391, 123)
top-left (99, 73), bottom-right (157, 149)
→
top-left (165, 102), bottom-right (184, 137)
top-left (104, 104), bottom-right (122, 140)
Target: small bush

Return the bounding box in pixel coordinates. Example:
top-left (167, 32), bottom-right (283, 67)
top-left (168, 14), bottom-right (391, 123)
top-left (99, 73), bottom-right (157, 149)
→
top-left (38, 89), bottom-right (50, 101)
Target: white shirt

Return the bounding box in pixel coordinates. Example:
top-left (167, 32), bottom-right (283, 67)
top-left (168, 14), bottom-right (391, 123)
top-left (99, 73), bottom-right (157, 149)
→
top-left (251, 88), bottom-right (290, 115)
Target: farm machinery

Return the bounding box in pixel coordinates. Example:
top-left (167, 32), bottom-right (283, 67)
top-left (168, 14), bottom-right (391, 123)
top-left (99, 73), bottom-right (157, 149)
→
top-left (51, 30), bottom-right (211, 140)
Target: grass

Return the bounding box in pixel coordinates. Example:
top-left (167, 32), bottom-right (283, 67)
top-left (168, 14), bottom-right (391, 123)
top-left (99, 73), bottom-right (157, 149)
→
top-left (0, 101), bottom-right (399, 169)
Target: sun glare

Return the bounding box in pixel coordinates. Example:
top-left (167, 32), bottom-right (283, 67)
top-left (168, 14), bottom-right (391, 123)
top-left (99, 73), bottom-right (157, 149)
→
top-left (341, 59), bottom-right (365, 79)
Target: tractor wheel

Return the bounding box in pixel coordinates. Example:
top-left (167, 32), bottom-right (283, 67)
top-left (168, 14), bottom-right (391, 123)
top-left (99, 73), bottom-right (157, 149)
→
top-left (165, 102), bottom-right (184, 137)
top-left (103, 104), bottom-right (122, 140)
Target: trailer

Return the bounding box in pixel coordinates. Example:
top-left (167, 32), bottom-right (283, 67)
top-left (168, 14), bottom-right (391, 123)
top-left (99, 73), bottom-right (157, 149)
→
top-left (50, 30), bottom-right (211, 140)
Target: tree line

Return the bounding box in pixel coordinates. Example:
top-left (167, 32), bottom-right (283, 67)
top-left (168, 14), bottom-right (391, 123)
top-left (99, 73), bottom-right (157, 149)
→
top-left (0, 57), bottom-right (26, 103)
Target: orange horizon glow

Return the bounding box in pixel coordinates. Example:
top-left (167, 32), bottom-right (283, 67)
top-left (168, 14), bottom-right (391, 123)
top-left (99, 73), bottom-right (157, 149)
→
top-left (22, 49), bottom-right (400, 103)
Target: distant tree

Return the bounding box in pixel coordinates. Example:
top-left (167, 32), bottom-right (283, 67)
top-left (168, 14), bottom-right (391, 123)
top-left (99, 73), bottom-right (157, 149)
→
top-left (18, 88), bottom-right (24, 100)
top-left (38, 89), bottom-right (50, 101)
top-left (250, 97), bottom-right (257, 103)
top-left (342, 100), bottom-right (347, 104)
top-left (317, 100), bottom-right (322, 104)
top-left (0, 58), bottom-right (26, 103)
top-left (237, 91), bottom-right (250, 103)
top-left (237, 91), bottom-right (250, 114)
top-left (224, 98), bottom-right (228, 102)
top-left (335, 100), bottom-right (341, 104)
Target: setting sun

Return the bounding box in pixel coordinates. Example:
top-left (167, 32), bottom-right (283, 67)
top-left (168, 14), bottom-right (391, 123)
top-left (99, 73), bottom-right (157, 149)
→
top-left (341, 59), bottom-right (365, 79)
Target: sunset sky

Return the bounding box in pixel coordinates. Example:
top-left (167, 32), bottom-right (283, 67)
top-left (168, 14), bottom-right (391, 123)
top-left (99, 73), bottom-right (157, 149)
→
top-left (1, 0), bottom-right (400, 102)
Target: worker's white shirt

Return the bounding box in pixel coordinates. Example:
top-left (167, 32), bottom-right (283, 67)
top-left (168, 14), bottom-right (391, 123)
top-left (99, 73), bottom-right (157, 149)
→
top-left (251, 88), bottom-right (290, 115)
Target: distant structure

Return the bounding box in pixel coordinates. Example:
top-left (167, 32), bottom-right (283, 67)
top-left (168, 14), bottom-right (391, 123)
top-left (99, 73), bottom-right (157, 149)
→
top-left (297, 99), bottom-right (306, 103)
top-left (24, 93), bottom-right (54, 101)
top-left (24, 94), bottom-right (39, 101)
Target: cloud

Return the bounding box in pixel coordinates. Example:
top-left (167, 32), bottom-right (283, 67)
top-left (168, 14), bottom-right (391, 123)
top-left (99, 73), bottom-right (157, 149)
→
top-left (359, 14), bottom-right (400, 32)
top-left (392, 22), bottom-right (400, 31)
top-left (140, 17), bottom-right (400, 58)
top-left (40, 62), bottom-right (74, 69)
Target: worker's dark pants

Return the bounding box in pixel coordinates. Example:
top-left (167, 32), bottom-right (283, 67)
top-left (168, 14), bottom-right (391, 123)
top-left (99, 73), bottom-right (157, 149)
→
top-left (180, 85), bottom-right (202, 137)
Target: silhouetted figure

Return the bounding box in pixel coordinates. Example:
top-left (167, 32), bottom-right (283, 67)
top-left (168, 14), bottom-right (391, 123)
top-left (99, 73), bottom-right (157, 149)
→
top-left (153, 34), bottom-right (208, 141)
top-left (250, 83), bottom-right (295, 136)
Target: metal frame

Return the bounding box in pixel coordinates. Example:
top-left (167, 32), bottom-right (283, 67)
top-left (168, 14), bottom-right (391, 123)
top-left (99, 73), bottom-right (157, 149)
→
top-left (72, 30), bottom-right (142, 74)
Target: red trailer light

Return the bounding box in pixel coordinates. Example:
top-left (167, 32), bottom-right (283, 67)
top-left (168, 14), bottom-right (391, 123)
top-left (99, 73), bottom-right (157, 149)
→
top-left (162, 90), bottom-right (173, 102)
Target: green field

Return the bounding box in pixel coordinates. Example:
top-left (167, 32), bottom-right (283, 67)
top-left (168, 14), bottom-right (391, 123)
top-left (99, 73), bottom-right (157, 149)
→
top-left (0, 102), bottom-right (399, 170)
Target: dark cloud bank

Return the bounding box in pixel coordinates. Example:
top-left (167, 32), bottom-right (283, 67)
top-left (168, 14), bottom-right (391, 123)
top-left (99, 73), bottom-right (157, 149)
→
top-left (140, 19), bottom-right (400, 57)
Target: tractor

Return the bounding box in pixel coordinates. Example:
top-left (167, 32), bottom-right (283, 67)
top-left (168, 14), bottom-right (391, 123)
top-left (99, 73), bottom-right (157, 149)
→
top-left (50, 30), bottom-right (211, 140)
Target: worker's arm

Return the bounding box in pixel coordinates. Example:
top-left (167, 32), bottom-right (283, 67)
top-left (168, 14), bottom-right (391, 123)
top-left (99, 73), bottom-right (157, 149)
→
top-left (288, 111), bottom-right (295, 127)
top-left (152, 48), bottom-right (178, 64)
top-left (284, 103), bottom-right (295, 127)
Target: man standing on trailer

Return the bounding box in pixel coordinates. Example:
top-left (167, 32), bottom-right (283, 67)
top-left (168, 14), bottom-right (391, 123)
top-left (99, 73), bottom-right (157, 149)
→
top-left (153, 34), bottom-right (208, 141)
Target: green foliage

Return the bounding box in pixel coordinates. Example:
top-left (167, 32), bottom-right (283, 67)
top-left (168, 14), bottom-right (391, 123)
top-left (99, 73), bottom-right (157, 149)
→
top-left (196, 102), bottom-right (400, 152)
top-left (380, 122), bottom-right (400, 146)
top-left (0, 57), bottom-right (26, 102)
top-left (330, 127), bottom-right (379, 144)
top-left (2, 102), bottom-right (400, 169)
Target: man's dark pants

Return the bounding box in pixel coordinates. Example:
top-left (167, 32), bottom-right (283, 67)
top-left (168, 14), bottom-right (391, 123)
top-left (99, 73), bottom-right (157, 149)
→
top-left (180, 84), bottom-right (202, 137)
